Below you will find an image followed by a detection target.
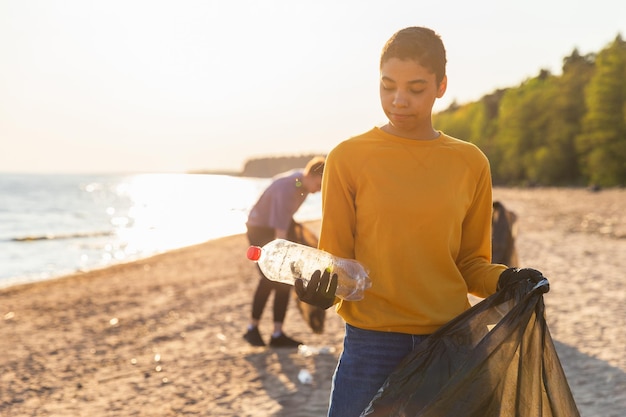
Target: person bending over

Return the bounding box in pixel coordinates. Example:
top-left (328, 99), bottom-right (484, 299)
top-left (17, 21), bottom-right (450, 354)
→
top-left (243, 156), bottom-right (325, 348)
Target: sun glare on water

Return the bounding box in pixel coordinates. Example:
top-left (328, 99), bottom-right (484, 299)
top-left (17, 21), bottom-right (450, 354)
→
top-left (108, 173), bottom-right (269, 258)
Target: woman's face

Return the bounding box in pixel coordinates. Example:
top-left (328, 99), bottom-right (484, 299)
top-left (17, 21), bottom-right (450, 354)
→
top-left (305, 175), bottom-right (323, 194)
top-left (379, 57), bottom-right (446, 139)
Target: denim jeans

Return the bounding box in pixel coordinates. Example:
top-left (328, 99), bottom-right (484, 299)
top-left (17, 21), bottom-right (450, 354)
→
top-left (328, 323), bottom-right (430, 417)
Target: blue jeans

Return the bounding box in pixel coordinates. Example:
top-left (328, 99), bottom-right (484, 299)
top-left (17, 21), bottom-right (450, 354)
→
top-left (328, 324), bottom-right (430, 417)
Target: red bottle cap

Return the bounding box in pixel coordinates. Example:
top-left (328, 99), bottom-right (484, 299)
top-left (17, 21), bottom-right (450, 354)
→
top-left (246, 246), bottom-right (262, 261)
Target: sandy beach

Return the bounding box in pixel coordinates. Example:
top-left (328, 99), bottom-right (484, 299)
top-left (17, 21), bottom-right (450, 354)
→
top-left (1, 187), bottom-right (625, 417)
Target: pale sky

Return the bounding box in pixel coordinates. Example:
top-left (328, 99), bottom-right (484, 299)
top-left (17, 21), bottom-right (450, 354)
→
top-left (1, 0), bottom-right (624, 174)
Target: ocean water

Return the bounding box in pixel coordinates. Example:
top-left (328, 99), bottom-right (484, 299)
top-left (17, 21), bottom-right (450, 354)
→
top-left (0, 173), bottom-right (322, 289)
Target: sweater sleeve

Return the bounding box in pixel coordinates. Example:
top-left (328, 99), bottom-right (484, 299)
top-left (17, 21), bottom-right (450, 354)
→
top-left (457, 161), bottom-right (507, 298)
top-left (318, 143), bottom-right (357, 260)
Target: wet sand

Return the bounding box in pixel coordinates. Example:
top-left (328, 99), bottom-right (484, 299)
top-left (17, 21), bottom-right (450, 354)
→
top-left (1, 187), bottom-right (625, 416)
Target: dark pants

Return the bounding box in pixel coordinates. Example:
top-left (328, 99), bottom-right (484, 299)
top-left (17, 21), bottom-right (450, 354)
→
top-left (247, 222), bottom-right (297, 323)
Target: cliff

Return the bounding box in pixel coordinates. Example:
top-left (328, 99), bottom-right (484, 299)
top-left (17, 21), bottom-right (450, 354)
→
top-left (240, 154), bottom-right (323, 178)
top-left (189, 154), bottom-right (324, 178)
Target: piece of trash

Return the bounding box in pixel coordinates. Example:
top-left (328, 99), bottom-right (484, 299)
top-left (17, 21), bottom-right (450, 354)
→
top-left (298, 369), bottom-right (313, 384)
top-left (298, 344), bottom-right (335, 357)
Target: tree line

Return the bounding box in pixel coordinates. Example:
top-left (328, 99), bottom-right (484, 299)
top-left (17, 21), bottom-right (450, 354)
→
top-left (433, 34), bottom-right (626, 187)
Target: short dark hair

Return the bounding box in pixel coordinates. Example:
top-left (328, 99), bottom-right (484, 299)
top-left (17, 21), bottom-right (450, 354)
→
top-left (380, 27), bottom-right (447, 85)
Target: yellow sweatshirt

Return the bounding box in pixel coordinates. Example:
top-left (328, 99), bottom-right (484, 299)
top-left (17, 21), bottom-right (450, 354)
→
top-left (318, 127), bottom-right (507, 335)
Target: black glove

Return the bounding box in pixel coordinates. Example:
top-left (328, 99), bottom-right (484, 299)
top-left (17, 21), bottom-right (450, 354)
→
top-left (497, 267), bottom-right (550, 293)
top-left (295, 270), bottom-right (338, 310)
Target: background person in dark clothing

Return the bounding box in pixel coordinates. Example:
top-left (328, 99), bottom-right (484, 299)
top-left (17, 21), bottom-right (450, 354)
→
top-left (243, 156), bottom-right (325, 347)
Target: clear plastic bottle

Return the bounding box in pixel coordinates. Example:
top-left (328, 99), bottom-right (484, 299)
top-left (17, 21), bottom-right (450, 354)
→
top-left (246, 238), bottom-right (371, 301)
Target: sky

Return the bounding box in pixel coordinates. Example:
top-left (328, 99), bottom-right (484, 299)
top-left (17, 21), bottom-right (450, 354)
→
top-left (1, 0), bottom-right (625, 174)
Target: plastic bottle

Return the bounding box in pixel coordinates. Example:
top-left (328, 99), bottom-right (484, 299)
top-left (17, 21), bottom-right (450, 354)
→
top-left (246, 239), bottom-right (371, 301)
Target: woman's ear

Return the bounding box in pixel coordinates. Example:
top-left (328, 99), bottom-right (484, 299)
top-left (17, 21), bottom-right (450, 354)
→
top-left (437, 75), bottom-right (447, 98)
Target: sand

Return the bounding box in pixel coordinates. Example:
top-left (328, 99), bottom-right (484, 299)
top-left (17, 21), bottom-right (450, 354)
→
top-left (1, 187), bottom-right (625, 417)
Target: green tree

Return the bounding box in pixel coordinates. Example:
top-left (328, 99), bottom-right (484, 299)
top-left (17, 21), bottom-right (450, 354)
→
top-left (576, 35), bottom-right (626, 186)
top-left (433, 34), bottom-right (624, 186)
top-left (495, 71), bottom-right (555, 184)
top-left (433, 100), bottom-right (475, 143)
top-left (538, 49), bottom-right (595, 184)
top-left (434, 90), bottom-right (505, 180)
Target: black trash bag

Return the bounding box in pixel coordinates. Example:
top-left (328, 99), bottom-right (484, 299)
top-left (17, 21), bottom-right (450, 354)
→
top-left (361, 279), bottom-right (580, 417)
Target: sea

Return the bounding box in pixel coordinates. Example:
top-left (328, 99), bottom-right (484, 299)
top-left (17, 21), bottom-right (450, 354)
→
top-left (0, 172), bottom-right (322, 289)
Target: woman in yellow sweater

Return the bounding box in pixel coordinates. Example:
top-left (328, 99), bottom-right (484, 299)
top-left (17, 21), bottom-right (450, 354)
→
top-left (295, 26), bottom-right (547, 417)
